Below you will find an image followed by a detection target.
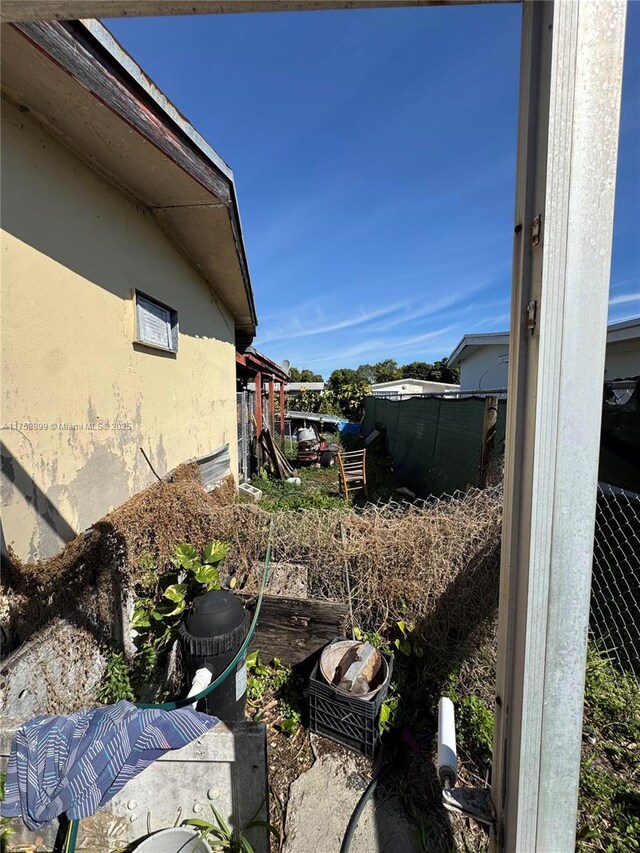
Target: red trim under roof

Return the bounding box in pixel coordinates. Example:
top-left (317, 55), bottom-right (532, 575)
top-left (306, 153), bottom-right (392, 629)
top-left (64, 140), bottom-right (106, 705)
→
top-left (236, 350), bottom-right (289, 383)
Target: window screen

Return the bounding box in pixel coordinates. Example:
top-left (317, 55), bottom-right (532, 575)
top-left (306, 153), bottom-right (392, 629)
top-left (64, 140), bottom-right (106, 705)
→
top-left (135, 292), bottom-right (178, 352)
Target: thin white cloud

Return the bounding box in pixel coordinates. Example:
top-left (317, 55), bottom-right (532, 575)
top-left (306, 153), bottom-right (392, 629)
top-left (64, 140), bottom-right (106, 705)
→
top-left (304, 323), bottom-right (459, 366)
top-left (470, 312), bottom-right (511, 330)
top-left (258, 300), bottom-right (408, 345)
top-left (609, 292), bottom-right (640, 306)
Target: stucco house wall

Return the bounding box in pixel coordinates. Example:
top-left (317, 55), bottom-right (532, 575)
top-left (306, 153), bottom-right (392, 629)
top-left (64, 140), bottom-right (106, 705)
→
top-left (456, 334), bottom-right (639, 390)
top-left (605, 339), bottom-right (640, 381)
top-left (1, 99), bottom-right (238, 561)
top-left (457, 347), bottom-right (510, 391)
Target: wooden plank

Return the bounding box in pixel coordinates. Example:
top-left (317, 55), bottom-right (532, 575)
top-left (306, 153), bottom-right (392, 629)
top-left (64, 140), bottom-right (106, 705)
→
top-left (260, 428), bottom-right (283, 478)
top-left (237, 594), bottom-right (349, 667)
top-left (479, 395), bottom-right (498, 487)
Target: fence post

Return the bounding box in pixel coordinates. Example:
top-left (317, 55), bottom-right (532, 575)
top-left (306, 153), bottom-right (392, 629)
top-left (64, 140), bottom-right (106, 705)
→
top-left (279, 383), bottom-right (286, 451)
top-left (479, 395), bottom-right (498, 488)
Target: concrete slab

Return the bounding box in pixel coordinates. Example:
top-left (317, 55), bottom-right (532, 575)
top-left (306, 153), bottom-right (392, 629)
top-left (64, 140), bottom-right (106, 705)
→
top-left (0, 618), bottom-right (108, 718)
top-left (282, 750), bottom-right (420, 853)
top-left (1, 720), bottom-right (269, 852)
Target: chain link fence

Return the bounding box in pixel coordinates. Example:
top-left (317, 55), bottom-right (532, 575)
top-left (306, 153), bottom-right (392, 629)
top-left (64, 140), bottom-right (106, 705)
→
top-left (590, 482), bottom-right (640, 678)
top-left (236, 390), bottom-right (255, 483)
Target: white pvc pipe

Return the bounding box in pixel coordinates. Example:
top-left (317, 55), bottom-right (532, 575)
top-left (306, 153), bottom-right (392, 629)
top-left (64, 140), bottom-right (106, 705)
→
top-left (187, 667), bottom-right (212, 708)
top-left (438, 697), bottom-right (457, 788)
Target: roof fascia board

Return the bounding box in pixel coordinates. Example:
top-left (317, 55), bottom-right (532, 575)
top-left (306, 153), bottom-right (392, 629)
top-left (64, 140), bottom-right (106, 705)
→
top-left (448, 332), bottom-right (510, 366)
top-left (80, 19), bottom-right (233, 182)
top-left (236, 351), bottom-right (289, 383)
top-left (11, 18), bottom-right (257, 335)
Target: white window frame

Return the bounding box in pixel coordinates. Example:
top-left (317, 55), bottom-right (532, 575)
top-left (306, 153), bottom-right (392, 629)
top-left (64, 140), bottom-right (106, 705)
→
top-left (134, 290), bottom-right (179, 354)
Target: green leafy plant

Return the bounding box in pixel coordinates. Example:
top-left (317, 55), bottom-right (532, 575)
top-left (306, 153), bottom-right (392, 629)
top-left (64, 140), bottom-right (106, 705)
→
top-left (577, 645), bottom-right (640, 852)
top-left (379, 690), bottom-right (400, 734)
top-left (184, 802), bottom-right (277, 853)
top-left (353, 626), bottom-right (388, 650)
top-left (98, 652), bottom-right (136, 704)
top-left (172, 540), bottom-right (230, 591)
top-left (246, 652), bottom-right (301, 736)
top-left (1, 771), bottom-right (15, 842)
top-left (99, 540), bottom-right (231, 705)
top-left (393, 620), bottom-right (424, 658)
top-left (132, 540), bottom-right (230, 639)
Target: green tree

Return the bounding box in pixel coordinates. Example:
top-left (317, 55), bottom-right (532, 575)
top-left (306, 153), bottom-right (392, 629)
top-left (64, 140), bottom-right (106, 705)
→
top-left (327, 368), bottom-right (361, 392)
top-left (327, 369), bottom-right (371, 420)
top-left (400, 361), bottom-right (433, 380)
top-left (299, 368), bottom-right (323, 382)
top-left (288, 366), bottom-right (323, 382)
top-left (430, 358), bottom-right (460, 384)
top-left (355, 363), bottom-right (376, 383)
top-left (372, 359), bottom-right (402, 384)
top-left (400, 358), bottom-right (460, 384)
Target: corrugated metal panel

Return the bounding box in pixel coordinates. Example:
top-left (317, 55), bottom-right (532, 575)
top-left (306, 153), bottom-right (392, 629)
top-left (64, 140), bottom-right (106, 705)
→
top-left (195, 444), bottom-right (231, 492)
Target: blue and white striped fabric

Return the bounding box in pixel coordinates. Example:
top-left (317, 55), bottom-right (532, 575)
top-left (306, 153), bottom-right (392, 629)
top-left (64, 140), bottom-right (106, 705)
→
top-left (1, 700), bottom-right (218, 830)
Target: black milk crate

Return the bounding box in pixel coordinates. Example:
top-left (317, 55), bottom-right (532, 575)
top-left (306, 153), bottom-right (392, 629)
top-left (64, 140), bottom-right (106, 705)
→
top-left (308, 640), bottom-right (393, 758)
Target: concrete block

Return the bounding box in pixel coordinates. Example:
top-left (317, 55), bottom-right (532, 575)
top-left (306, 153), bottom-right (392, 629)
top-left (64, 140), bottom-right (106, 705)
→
top-left (1, 721), bottom-right (269, 853)
top-left (0, 618), bottom-right (108, 718)
top-left (239, 483), bottom-right (262, 502)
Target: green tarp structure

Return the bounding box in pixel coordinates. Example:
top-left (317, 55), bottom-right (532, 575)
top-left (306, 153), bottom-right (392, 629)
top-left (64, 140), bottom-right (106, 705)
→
top-left (361, 395), bottom-right (507, 498)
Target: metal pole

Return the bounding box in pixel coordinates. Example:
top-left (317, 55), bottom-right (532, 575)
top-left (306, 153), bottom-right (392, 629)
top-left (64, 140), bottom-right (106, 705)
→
top-left (279, 383), bottom-right (286, 451)
top-left (492, 2), bottom-right (627, 851)
top-left (254, 371), bottom-right (263, 436)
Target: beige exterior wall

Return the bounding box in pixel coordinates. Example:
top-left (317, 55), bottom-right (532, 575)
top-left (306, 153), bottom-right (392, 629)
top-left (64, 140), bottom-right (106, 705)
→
top-left (604, 339), bottom-right (640, 381)
top-left (1, 99), bottom-right (238, 561)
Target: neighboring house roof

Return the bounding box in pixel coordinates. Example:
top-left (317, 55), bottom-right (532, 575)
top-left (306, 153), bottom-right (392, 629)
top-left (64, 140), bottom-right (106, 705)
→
top-left (448, 318), bottom-right (640, 367)
top-left (287, 382), bottom-right (325, 392)
top-left (371, 378), bottom-right (460, 391)
top-left (607, 317), bottom-right (640, 344)
top-left (1, 18), bottom-right (257, 347)
top-left (447, 332), bottom-right (510, 368)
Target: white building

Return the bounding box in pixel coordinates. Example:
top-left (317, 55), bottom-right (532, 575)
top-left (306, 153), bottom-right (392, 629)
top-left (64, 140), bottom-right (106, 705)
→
top-left (370, 378), bottom-right (460, 398)
top-left (448, 317), bottom-right (640, 391)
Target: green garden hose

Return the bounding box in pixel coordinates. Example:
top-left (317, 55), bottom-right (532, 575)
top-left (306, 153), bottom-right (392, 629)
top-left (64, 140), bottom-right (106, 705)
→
top-left (63, 536), bottom-right (273, 853)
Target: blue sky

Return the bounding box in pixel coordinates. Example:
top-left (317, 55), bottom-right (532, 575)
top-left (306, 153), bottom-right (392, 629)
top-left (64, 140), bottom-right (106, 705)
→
top-left (109, 3), bottom-right (639, 378)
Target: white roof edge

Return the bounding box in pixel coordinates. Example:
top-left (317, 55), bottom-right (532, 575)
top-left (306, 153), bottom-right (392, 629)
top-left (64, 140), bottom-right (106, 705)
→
top-left (448, 315), bottom-right (640, 366)
top-left (371, 378), bottom-right (460, 389)
top-left (80, 19), bottom-right (234, 182)
top-left (447, 331), bottom-right (510, 367)
top-left (607, 316), bottom-right (640, 334)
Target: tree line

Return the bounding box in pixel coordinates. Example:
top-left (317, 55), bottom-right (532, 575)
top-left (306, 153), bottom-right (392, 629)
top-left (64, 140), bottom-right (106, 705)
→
top-left (285, 357), bottom-right (460, 421)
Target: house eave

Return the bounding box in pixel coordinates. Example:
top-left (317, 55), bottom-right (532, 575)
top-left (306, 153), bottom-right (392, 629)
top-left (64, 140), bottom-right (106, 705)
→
top-left (1, 19), bottom-right (258, 344)
top-left (447, 331), bottom-right (510, 367)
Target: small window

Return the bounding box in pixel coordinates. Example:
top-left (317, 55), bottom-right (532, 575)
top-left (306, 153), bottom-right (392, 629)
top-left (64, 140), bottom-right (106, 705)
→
top-left (135, 292), bottom-right (178, 353)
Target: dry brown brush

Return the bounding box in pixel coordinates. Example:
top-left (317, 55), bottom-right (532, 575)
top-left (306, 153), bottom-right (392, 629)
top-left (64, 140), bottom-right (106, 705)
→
top-left (218, 487), bottom-right (503, 685)
top-left (1, 465), bottom-right (237, 653)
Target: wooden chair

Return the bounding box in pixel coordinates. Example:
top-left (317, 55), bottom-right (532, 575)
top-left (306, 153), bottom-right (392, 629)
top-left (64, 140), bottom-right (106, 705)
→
top-left (337, 449), bottom-right (367, 501)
